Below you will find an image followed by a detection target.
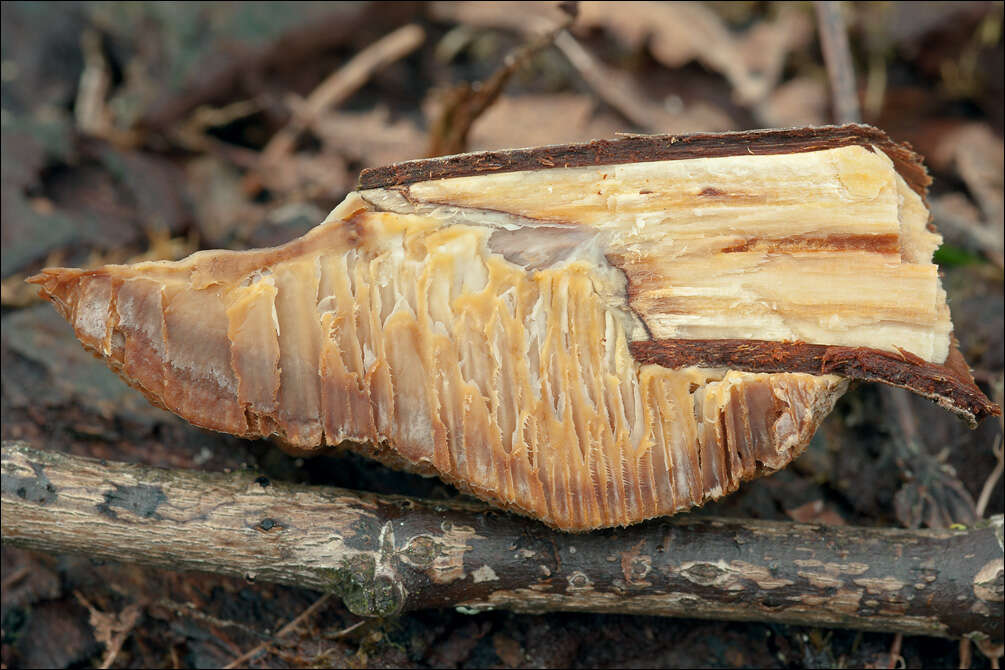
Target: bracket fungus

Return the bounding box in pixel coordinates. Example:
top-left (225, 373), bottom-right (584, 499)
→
top-left (30, 125), bottom-right (999, 531)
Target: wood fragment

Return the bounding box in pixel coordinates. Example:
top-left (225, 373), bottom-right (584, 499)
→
top-left (2, 442), bottom-right (1002, 641)
top-left (27, 125), bottom-right (999, 530)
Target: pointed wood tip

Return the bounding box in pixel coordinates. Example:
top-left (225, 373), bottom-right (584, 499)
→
top-left (26, 267), bottom-right (88, 320)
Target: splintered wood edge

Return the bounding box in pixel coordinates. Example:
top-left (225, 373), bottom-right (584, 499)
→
top-left (357, 124), bottom-right (999, 425)
top-left (357, 124), bottom-right (932, 199)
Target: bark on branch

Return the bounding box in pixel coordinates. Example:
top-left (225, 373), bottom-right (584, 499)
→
top-left (2, 441), bottom-right (1002, 642)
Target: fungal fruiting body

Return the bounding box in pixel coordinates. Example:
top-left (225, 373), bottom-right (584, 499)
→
top-left (30, 125), bottom-right (998, 531)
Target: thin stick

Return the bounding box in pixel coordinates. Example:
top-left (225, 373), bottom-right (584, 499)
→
top-left (961, 637), bottom-right (974, 669)
top-left (156, 599), bottom-right (279, 642)
top-left (324, 618), bottom-right (367, 640)
top-left (815, 1), bottom-right (861, 123)
top-left (223, 593), bottom-right (333, 669)
top-left (976, 436), bottom-right (1004, 518)
top-left (554, 30), bottom-right (670, 132)
top-left (2, 442), bottom-right (1002, 641)
top-left (426, 7), bottom-right (577, 156)
top-left (75, 28), bottom-right (111, 136)
top-left (888, 632), bottom-right (904, 669)
top-left (1, 565), bottom-right (30, 589)
top-left (260, 24), bottom-right (425, 165)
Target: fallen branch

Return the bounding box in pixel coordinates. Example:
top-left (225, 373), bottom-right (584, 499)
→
top-left (1, 442), bottom-right (1002, 642)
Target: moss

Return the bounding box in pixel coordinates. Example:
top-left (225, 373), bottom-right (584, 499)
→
top-left (323, 554), bottom-right (404, 618)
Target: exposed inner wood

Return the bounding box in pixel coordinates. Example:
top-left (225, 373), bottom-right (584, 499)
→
top-left (364, 144), bottom-right (950, 364)
top-left (28, 128), bottom-right (998, 530)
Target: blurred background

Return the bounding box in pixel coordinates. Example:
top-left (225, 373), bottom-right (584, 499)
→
top-left (2, 2), bottom-right (1003, 667)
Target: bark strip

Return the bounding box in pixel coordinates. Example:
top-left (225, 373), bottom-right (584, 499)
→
top-left (629, 338), bottom-right (999, 426)
top-left (357, 124), bottom-right (930, 199)
top-left (2, 442), bottom-right (1001, 641)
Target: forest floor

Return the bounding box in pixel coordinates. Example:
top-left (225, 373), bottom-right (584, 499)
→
top-left (2, 2), bottom-right (1003, 668)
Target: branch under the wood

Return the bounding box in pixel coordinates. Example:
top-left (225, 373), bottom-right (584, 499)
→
top-left (2, 442), bottom-right (1002, 642)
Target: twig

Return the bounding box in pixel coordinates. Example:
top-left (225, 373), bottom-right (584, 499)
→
top-left (554, 30), bottom-right (670, 132)
top-left (976, 436), bottom-right (1004, 518)
top-left (427, 5), bottom-right (577, 156)
top-left (888, 632), bottom-right (904, 669)
top-left (74, 27), bottom-right (141, 148)
top-left (75, 28), bottom-right (111, 136)
top-left (224, 593), bottom-right (333, 669)
top-left (260, 24), bottom-right (425, 166)
top-left (2, 565), bottom-right (30, 592)
top-left (155, 599), bottom-right (279, 643)
top-left (815, 1), bottom-right (861, 123)
top-left (324, 618), bottom-right (368, 640)
top-left (961, 637), bottom-right (973, 669)
top-left (2, 441), bottom-right (1002, 641)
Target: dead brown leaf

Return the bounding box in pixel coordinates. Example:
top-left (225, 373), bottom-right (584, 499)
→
top-left (576, 2), bottom-right (812, 105)
top-left (935, 123), bottom-right (1004, 218)
top-left (931, 193), bottom-right (1005, 268)
top-left (756, 77), bottom-right (829, 128)
top-left (455, 93), bottom-right (622, 150)
top-left (429, 1), bottom-right (570, 34)
top-left (431, 1), bottom-right (811, 107)
top-left (784, 499), bottom-right (847, 526)
top-left (186, 157), bottom-right (269, 248)
top-left (554, 30), bottom-right (735, 133)
top-left (494, 632), bottom-right (526, 667)
top-left (75, 592), bottom-right (144, 669)
top-left (933, 123), bottom-right (1005, 265)
top-left (314, 106), bottom-right (428, 167)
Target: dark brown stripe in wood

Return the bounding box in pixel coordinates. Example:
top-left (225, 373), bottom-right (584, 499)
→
top-left (628, 338), bottom-right (999, 426)
top-left (357, 124), bottom-right (931, 200)
top-left (719, 234), bottom-right (901, 255)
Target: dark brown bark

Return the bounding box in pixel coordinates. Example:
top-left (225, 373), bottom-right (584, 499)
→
top-left (357, 124), bottom-right (931, 200)
top-left (2, 441), bottom-right (1002, 642)
top-left (628, 338), bottom-right (999, 426)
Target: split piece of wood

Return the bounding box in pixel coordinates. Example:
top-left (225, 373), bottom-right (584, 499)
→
top-left (28, 125), bottom-right (998, 531)
top-left (2, 442), bottom-right (1002, 642)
